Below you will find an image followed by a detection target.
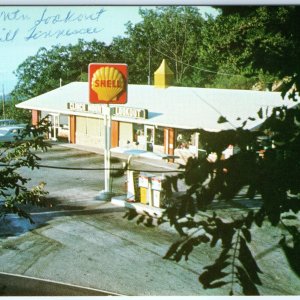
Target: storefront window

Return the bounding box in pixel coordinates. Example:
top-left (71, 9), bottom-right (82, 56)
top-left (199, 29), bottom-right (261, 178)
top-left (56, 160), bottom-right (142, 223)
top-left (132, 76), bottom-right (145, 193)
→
top-left (154, 126), bottom-right (164, 146)
top-left (133, 123), bottom-right (144, 143)
top-left (175, 129), bottom-right (193, 149)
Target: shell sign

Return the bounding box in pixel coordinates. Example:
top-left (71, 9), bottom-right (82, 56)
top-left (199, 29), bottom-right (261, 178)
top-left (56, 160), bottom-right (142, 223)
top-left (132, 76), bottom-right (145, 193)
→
top-left (89, 63), bottom-right (128, 104)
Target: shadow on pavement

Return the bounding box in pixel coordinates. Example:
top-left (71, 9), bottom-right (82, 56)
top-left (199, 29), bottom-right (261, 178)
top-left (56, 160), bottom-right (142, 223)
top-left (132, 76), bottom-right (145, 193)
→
top-left (0, 197), bottom-right (125, 239)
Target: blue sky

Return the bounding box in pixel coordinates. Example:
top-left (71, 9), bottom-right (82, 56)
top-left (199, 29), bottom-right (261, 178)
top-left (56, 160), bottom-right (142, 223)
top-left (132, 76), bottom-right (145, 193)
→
top-left (0, 6), bottom-right (218, 94)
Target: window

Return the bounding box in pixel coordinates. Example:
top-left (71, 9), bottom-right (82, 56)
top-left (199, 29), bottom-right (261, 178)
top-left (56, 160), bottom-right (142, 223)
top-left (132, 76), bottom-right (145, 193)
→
top-left (175, 129), bottom-right (193, 149)
top-left (154, 126), bottom-right (164, 146)
top-left (133, 124), bottom-right (144, 143)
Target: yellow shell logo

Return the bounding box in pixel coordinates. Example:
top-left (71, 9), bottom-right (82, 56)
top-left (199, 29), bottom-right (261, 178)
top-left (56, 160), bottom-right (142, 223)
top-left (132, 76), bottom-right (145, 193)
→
top-left (91, 66), bottom-right (125, 102)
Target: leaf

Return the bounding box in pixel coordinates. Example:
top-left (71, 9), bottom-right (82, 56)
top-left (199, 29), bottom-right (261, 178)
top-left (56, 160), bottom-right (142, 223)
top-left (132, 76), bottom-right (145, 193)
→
top-left (123, 209), bottom-right (138, 221)
top-left (137, 215), bottom-right (145, 225)
top-left (217, 247), bottom-right (231, 264)
top-left (163, 240), bottom-right (183, 260)
top-left (245, 210), bottom-right (254, 229)
top-left (216, 218), bottom-right (235, 248)
top-left (204, 261), bottom-right (231, 272)
top-left (200, 248), bottom-right (231, 289)
top-left (15, 186), bottom-right (20, 197)
top-left (171, 176), bottom-right (179, 192)
top-left (238, 237), bottom-right (262, 285)
top-left (196, 234), bottom-right (211, 245)
top-left (210, 229), bottom-right (220, 247)
top-left (199, 269), bottom-right (228, 289)
top-left (208, 281), bottom-right (229, 288)
top-left (236, 266), bottom-right (260, 295)
top-left (242, 227), bottom-right (251, 243)
top-left (257, 107), bottom-right (263, 119)
top-left (175, 238), bottom-right (196, 262)
top-left (254, 209), bottom-right (265, 227)
top-left (218, 116), bottom-right (228, 124)
top-left (281, 215), bottom-right (298, 220)
top-left (144, 217), bottom-right (154, 227)
top-left (241, 120), bottom-right (247, 128)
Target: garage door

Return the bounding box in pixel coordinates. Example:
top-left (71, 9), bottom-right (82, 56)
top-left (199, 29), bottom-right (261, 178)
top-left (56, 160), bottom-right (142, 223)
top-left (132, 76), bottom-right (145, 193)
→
top-left (75, 117), bottom-right (104, 148)
top-left (119, 122), bottom-right (133, 147)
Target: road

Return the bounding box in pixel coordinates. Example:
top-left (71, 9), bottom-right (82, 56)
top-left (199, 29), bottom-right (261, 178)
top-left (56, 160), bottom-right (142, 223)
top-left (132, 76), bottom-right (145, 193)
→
top-left (1, 144), bottom-right (300, 296)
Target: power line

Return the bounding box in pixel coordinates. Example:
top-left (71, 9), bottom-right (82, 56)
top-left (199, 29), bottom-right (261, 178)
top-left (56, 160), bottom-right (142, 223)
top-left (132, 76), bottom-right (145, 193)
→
top-left (0, 163), bottom-right (184, 173)
top-left (151, 46), bottom-right (272, 82)
top-left (38, 164), bottom-right (184, 173)
top-left (190, 90), bottom-right (237, 130)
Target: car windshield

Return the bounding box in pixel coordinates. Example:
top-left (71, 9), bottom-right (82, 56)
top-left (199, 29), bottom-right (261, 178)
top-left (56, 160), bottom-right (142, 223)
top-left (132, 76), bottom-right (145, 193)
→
top-left (0, 120), bottom-right (17, 126)
top-left (0, 129), bottom-right (9, 135)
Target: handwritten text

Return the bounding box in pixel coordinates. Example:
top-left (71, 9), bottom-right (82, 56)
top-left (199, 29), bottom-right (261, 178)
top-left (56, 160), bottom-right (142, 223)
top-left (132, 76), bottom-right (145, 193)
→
top-left (0, 9), bottom-right (30, 21)
top-left (25, 8), bottom-right (105, 41)
top-left (0, 8), bottom-right (106, 43)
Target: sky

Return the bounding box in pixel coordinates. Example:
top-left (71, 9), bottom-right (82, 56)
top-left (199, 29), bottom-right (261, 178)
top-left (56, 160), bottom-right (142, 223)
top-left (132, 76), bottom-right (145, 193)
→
top-left (0, 5), bottom-right (218, 94)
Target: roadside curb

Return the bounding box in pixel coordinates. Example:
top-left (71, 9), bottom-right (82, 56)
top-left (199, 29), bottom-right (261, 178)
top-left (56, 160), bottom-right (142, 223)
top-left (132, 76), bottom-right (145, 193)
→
top-left (0, 271), bottom-right (123, 296)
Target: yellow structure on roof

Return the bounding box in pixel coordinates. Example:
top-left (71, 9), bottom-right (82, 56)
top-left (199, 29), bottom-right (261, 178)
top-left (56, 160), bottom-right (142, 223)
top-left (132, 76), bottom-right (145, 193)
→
top-left (154, 59), bottom-right (174, 88)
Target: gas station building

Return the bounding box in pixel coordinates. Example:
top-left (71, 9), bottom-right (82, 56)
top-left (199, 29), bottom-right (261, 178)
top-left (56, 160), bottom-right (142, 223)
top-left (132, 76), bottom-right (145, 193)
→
top-left (16, 59), bottom-right (297, 165)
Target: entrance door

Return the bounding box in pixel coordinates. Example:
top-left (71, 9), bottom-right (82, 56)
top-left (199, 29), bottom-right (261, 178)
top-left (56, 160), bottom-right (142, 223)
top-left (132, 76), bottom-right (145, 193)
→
top-left (145, 125), bottom-right (154, 152)
top-left (49, 114), bottom-right (59, 141)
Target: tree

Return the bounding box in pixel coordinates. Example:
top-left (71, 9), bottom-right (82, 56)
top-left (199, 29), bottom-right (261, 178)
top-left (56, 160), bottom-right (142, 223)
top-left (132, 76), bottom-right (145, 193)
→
top-left (110, 6), bottom-right (205, 85)
top-left (195, 6), bottom-right (300, 89)
top-left (0, 119), bottom-right (51, 223)
top-left (1, 98), bottom-right (31, 123)
top-left (12, 39), bottom-right (112, 100)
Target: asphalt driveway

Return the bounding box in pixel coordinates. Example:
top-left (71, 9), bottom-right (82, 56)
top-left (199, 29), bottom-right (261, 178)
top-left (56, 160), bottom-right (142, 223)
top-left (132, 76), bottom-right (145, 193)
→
top-left (1, 144), bottom-right (300, 296)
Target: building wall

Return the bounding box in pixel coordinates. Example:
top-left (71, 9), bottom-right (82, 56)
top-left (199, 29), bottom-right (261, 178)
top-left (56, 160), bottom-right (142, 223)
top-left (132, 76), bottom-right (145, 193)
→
top-left (111, 121), bottom-right (119, 148)
top-left (69, 115), bottom-right (76, 144)
top-left (32, 110), bottom-right (40, 126)
top-left (164, 128), bottom-right (175, 157)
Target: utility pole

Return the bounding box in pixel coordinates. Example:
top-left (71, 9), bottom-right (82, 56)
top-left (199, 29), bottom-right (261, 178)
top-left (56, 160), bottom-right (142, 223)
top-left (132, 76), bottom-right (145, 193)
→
top-left (148, 47), bottom-right (151, 85)
top-left (2, 84), bottom-right (5, 119)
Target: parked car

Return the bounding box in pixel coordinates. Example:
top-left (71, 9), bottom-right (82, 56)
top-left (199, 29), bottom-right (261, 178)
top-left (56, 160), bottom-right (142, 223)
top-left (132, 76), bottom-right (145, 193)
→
top-left (0, 125), bottom-right (32, 144)
top-left (0, 119), bottom-right (18, 127)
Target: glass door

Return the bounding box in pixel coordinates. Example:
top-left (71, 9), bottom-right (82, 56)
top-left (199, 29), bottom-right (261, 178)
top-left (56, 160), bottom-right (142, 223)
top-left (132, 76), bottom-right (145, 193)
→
top-left (145, 125), bottom-right (154, 152)
top-left (49, 114), bottom-right (59, 141)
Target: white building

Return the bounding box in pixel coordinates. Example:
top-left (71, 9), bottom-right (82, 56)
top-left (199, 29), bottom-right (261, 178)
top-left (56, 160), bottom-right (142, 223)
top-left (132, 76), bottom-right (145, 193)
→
top-left (16, 60), bottom-right (298, 163)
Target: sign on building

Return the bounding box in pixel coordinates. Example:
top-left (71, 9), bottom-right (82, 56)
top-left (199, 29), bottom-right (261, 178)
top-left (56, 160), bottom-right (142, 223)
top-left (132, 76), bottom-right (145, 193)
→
top-left (67, 102), bottom-right (148, 119)
top-left (89, 63), bottom-right (128, 104)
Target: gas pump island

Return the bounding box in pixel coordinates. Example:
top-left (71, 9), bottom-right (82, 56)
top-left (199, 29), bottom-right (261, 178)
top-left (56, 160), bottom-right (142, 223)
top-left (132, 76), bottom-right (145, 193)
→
top-left (89, 63), bottom-right (128, 200)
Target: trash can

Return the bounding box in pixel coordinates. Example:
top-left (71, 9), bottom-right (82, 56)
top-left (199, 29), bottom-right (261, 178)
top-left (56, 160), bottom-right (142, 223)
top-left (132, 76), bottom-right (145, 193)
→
top-left (151, 176), bottom-right (166, 208)
top-left (138, 173), bottom-right (154, 205)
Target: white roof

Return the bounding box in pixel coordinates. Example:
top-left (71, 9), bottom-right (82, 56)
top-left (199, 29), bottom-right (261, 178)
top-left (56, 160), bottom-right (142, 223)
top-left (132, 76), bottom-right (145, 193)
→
top-left (16, 82), bottom-right (298, 131)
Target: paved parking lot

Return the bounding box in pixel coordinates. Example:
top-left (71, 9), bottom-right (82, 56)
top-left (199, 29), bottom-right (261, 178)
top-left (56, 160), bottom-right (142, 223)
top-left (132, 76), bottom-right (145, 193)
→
top-left (1, 144), bottom-right (300, 296)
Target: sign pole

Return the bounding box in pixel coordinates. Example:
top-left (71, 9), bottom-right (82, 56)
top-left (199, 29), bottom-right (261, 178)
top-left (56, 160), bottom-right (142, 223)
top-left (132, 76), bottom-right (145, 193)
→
top-left (105, 104), bottom-right (111, 193)
top-left (89, 63), bottom-right (128, 201)
top-left (99, 104), bottom-right (112, 200)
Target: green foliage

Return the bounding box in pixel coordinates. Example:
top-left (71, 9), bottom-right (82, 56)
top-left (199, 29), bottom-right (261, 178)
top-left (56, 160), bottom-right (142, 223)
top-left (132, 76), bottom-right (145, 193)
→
top-left (1, 98), bottom-right (31, 123)
top-left (0, 118), bottom-right (51, 223)
top-left (196, 6), bottom-right (300, 89)
top-left (110, 6), bottom-right (205, 85)
top-left (12, 39), bottom-right (112, 100)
